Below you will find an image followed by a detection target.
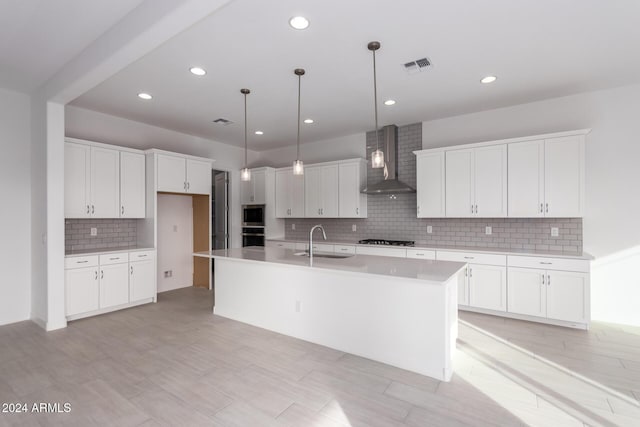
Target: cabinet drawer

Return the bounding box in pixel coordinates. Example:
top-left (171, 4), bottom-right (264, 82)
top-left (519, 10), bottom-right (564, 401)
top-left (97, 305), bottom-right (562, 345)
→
top-left (356, 246), bottom-right (407, 258)
top-left (295, 242), bottom-right (309, 251)
top-left (437, 250), bottom-right (506, 266)
top-left (65, 255), bottom-right (99, 269)
top-left (129, 250), bottom-right (156, 262)
top-left (99, 253), bottom-right (128, 265)
top-left (406, 249), bottom-right (436, 260)
top-left (334, 245), bottom-right (356, 255)
top-left (266, 241), bottom-right (295, 250)
top-left (311, 243), bottom-right (334, 253)
top-left (508, 256), bottom-right (589, 273)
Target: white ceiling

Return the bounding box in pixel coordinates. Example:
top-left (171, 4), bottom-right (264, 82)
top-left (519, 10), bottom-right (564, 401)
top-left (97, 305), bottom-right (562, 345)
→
top-left (0, 0), bottom-right (145, 93)
top-left (69, 0), bottom-right (640, 151)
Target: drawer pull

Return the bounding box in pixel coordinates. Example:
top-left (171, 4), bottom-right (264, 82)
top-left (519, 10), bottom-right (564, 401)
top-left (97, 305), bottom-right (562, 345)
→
top-left (137, 254), bottom-right (147, 258)
top-left (77, 260), bottom-right (88, 264)
top-left (340, 248), bottom-right (348, 251)
top-left (464, 256), bottom-right (474, 259)
top-left (109, 257), bottom-right (121, 261)
top-left (539, 262), bottom-right (552, 265)
top-left (416, 253), bottom-right (425, 256)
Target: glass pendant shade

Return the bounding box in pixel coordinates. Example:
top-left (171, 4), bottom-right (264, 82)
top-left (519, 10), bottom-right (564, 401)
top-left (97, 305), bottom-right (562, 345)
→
top-left (240, 167), bottom-right (251, 181)
top-left (371, 149), bottom-right (385, 168)
top-left (293, 159), bottom-right (304, 175)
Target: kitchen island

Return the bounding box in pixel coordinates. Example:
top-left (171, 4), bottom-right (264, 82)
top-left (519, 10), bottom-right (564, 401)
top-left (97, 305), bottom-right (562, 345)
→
top-left (194, 246), bottom-right (465, 381)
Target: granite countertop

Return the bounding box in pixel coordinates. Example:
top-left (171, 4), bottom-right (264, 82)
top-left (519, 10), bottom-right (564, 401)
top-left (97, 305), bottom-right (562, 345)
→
top-left (194, 247), bottom-right (466, 283)
top-left (266, 238), bottom-right (593, 260)
top-left (65, 246), bottom-right (155, 257)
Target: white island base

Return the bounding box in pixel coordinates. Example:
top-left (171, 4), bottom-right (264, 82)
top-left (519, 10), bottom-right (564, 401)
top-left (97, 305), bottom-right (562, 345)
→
top-left (203, 248), bottom-right (463, 382)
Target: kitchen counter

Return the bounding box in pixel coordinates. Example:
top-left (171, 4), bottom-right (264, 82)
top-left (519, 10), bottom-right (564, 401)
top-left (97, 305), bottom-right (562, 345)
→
top-left (266, 238), bottom-right (593, 260)
top-left (196, 246), bottom-right (461, 381)
top-left (65, 246), bottom-right (154, 257)
top-left (194, 247), bottom-right (465, 283)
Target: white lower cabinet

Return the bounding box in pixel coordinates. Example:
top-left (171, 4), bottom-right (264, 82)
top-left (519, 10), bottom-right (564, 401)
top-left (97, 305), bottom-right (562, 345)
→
top-left (65, 249), bottom-right (156, 319)
top-left (508, 267), bottom-right (588, 324)
top-left (468, 264), bottom-right (507, 312)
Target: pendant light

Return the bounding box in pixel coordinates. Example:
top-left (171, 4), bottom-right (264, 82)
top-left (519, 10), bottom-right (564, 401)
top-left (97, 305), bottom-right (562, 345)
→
top-left (368, 41), bottom-right (384, 169)
top-left (240, 88), bottom-right (251, 181)
top-left (293, 68), bottom-right (305, 175)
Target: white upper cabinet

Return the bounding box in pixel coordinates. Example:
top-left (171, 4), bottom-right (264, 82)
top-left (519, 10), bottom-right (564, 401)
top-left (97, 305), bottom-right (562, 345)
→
top-left (156, 154), bottom-right (186, 193)
top-left (445, 145), bottom-right (506, 217)
top-left (544, 135), bottom-right (584, 217)
top-left (415, 151), bottom-right (445, 218)
top-left (338, 160), bottom-right (367, 218)
top-left (508, 140), bottom-right (545, 217)
top-left (186, 159), bottom-right (212, 195)
top-left (65, 142), bottom-right (91, 218)
top-left (275, 168), bottom-right (304, 218)
top-left (305, 164), bottom-right (340, 218)
top-left (508, 135), bottom-right (585, 218)
top-left (119, 151), bottom-right (146, 218)
top-left (241, 168), bottom-right (267, 204)
top-left (156, 153), bottom-right (211, 195)
top-left (65, 141), bottom-right (127, 219)
top-left (445, 149), bottom-right (473, 217)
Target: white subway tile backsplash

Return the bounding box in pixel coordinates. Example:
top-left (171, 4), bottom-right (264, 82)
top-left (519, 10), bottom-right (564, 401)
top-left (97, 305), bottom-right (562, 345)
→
top-left (65, 219), bottom-right (138, 252)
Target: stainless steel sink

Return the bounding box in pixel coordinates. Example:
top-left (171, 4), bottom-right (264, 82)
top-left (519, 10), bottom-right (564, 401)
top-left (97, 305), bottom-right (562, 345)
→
top-left (294, 252), bottom-right (353, 259)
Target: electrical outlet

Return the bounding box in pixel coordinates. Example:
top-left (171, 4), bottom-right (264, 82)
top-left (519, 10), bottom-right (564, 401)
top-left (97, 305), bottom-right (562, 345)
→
top-left (427, 225), bottom-right (433, 234)
top-left (173, 225), bottom-right (178, 232)
top-left (551, 227), bottom-right (559, 237)
top-left (164, 270), bottom-right (173, 278)
top-left (292, 224), bottom-right (296, 230)
top-left (352, 224), bottom-right (357, 232)
top-left (90, 227), bottom-right (97, 237)
top-left (485, 226), bottom-right (492, 235)
top-left (295, 300), bottom-right (301, 313)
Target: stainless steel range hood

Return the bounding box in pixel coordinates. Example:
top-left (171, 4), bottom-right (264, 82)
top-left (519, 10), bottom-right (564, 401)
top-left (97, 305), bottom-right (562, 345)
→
top-left (362, 125), bottom-right (416, 194)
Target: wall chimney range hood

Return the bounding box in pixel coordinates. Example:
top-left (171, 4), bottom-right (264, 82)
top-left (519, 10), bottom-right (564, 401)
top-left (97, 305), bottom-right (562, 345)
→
top-left (362, 125), bottom-right (416, 194)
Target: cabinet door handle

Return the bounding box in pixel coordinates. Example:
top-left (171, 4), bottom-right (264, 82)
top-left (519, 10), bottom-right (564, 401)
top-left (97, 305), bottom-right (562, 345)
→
top-left (417, 205), bottom-right (420, 214)
top-left (91, 205), bottom-right (95, 214)
top-left (464, 267), bottom-right (468, 277)
top-left (187, 182), bottom-right (190, 190)
top-left (547, 274), bottom-right (551, 285)
top-left (540, 203), bottom-right (543, 213)
top-left (321, 208), bottom-right (324, 215)
top-left (131, 266), bottom-right (133, 275)
top-left (101, 270), bottom-right (104, 279)
top-left (475, 205), bottom-right (478, 214)
top-left (95, 270), bottom-right (98, 280)
top-left (121, 206), bottom-right (125, 215)
top-left (184, 182), bottom-right (187, 191)
top-left (541, 274), bottom-right (545, 285)
top-left (545, 203), bottom-right (549, 213)
top-left (469, 267), bottom-right (473, 277)
top-left (471, 205), bottom-right (474, 214)
top-left (356, 207), bottom-right (359, 215)
top-left (86, 205), bottom-right (90, 214)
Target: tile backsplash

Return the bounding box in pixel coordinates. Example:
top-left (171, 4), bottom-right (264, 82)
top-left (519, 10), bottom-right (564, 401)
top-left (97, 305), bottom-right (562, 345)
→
top-left (65, 219), bottom-right (138, 252)
top-left (285, 122), bottom-right (583, 253)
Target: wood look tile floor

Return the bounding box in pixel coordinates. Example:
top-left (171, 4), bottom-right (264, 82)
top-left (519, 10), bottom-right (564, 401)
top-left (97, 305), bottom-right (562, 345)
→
top-left (1, 287), bottom-right (639, 427)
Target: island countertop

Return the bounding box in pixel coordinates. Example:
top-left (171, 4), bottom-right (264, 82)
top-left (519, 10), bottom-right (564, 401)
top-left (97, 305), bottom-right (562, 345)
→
top-left (194, 246), bottom-right (466, 283)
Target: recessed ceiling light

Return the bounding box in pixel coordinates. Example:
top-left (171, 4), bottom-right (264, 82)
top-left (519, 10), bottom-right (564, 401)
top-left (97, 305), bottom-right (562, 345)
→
top-left (137, 93), bottom-right (152, 100)
top-left (255, 131), bottom-right (264, 135)
top-left (189, 67), bottom-right (206, 76)
top-left (384, 99), bottom-right (396, 106)
top-left (289, 16), bottom-right (309, 30)
top-left (480, 75), bottom-right (497, 84)
top-left (303, 118), bottom-right (314, 124)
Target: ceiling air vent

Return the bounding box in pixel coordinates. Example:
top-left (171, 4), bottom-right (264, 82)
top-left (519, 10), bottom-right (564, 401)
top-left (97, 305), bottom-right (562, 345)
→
top-left (212, 118), bottom-right (233, 125)
top-left (403, 57), bottom-right (432, 74)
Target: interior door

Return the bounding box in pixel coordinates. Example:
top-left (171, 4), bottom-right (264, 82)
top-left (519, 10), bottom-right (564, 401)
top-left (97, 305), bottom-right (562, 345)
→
top-left (474, 145), bottom-right (507, 217)
top-left (508, 140), bottom-right (544, 217)
top-left (64, 142), bottom-right (91, 218)
top-left (416, 152), bottom-right (445, 218)
top-left (469, 264), bottom-right (507, 312)
top-left (445, 149), bottom-right (473, 217)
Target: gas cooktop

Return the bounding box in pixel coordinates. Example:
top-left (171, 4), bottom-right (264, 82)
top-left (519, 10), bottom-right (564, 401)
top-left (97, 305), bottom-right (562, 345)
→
top-left (358, 239), bottom-right (415, 247)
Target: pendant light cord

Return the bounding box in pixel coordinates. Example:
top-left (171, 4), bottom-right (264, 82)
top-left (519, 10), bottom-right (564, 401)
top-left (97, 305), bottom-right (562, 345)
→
top-left (297, 74), bottom-right (301, 160)
top-left (372, 48), bottom-right (379, 152)
top-left (244, 92), bottom-right (248, 167)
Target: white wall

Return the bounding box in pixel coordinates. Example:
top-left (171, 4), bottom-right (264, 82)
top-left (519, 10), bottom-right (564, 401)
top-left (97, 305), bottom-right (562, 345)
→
top-left (65, 105), bottom-right (257, 249)
top-left (156, 194), bottom-right (194, 292)
top-left (0, 88), bottom-right (31, 325)
top-left (257, 132), bottom-right (365, 167)
top-left (421, 83), bottom-right (640, 327)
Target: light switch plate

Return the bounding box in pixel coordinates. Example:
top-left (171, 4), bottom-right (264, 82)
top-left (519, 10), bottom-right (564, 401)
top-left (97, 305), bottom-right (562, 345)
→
top-left (173, 225), bottom-right (178, 232)
top-left (90, 227), bottom-right (97, 236)
top-left (551, 227), bottom-right (559, 237)
top-left (292, 224), bottom-right (296, 230)
top-left (427, 225), bottom-right (433, 234)
top-left (485, 226), bottom-right (492, 235)
top-left (352, 224), bottom-right (357, 232)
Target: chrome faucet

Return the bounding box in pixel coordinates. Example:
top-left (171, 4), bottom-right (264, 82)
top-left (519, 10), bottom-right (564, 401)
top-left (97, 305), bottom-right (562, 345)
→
top-left (309, 224), bottom-right (327, 259)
